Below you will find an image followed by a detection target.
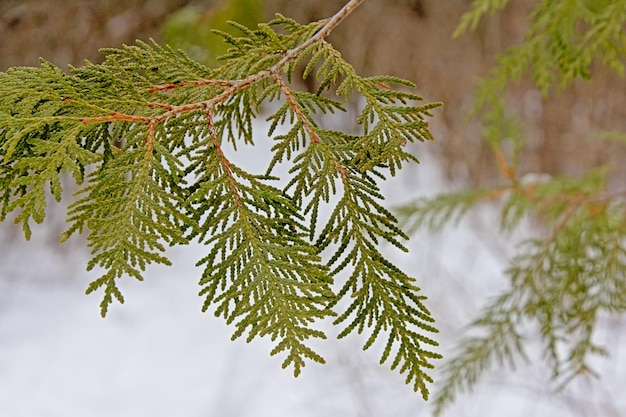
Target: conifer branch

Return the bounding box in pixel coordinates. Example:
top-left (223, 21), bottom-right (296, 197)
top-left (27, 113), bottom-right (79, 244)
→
top-left (0, 0), bottom-right (441, 395)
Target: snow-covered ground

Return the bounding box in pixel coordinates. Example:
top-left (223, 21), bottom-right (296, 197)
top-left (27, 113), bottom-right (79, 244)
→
top-left (1, 116), bottom-right (625, 417)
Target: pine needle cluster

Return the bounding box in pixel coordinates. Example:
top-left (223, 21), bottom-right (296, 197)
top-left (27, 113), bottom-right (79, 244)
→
top-left (0, 1), bottom-right (441, 398)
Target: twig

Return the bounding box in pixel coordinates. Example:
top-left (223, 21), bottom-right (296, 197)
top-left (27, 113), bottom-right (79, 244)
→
top-left (206, 109), bottom-right (242, 207)
top-left (80, 0), bottom-right (366, 127)
top-left (158, 0), bottom-right (363, 119)
top-left (271, 0), bottom-right (365, 72)
top-left (272, 73), bottom-right (320, 143)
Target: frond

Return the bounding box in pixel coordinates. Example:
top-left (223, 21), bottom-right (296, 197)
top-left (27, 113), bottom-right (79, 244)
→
top-left (0, 1), bottom-right (441, 395)
top-left (316, 173), bottom-right (441, 400)
top-left (189, 146), bottom-right (334, 375)
top-left (65, 140), bottom-right (189, 316)
top-left (432, 197), bottom-right (626, 415)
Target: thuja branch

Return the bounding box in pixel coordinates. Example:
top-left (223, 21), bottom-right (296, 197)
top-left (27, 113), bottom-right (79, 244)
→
top-left (77, 0), bottom-right (365, 135)
top-left (206, 109), bottom-right (242, 207)
top-left (0, 0), bottom-right (441, 396)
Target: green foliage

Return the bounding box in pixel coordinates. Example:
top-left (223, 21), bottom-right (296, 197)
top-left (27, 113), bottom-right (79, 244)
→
top-left (0, 5), bottom-right (441, 397)
top-left (467, 0), bottom-right (626, 126)
top-left (423, 164), bottom-right (626, 415)
top-left (395, 0), bottom-right (626, 414)
top-left (434, 199), bottom-right (626, 411)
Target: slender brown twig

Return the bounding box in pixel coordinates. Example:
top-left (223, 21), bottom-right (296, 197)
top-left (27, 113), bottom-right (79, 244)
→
top-left (272, 73), bottom-right (320, 143)
top-left (205, 109), bottom-right (242, 206)
top-left (80, 0), bottom-right (365, 130)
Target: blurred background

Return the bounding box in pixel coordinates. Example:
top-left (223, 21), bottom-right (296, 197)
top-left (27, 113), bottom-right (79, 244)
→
top-left (1, 1), bottom-right (625, 416)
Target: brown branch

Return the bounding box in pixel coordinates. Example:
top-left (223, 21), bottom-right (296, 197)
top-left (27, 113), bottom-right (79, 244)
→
top-left (146, 121), bottom-right (156, 153)
top-left (206, 110), bottom-right (242, 207)
top-left (492, 143), bottom-right (516, 181)
top-left (335, 160), bottom-right (349, 180)
top-left (271, 74), bottom-right (352, 178)
top-left (271, 0), bottom-right (364, 73)
top-left (153, 76), bottom-right (258, 123)
top-left (150, 0), bottom-right (364, 122)
top-left (148, 79), bottom-right (236, 93)
top-left (272, 72), bottom-right (320, 143)
top-left (80, 112), bottom-right (151, 125)
top-left (551, 195), bottom-right (583, 236)
top-left (80, 1), bottom-right (365, 156)
top-left (148, 102), bottom-right (173, 111)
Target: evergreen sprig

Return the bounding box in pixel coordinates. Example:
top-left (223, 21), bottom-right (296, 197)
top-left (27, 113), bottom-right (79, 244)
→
top-left (0, 0), bottom-right (441, 396)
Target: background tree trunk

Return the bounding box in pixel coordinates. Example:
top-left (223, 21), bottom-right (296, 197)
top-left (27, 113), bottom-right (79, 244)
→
top-left (0, 0), bottom-right (193, 69)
